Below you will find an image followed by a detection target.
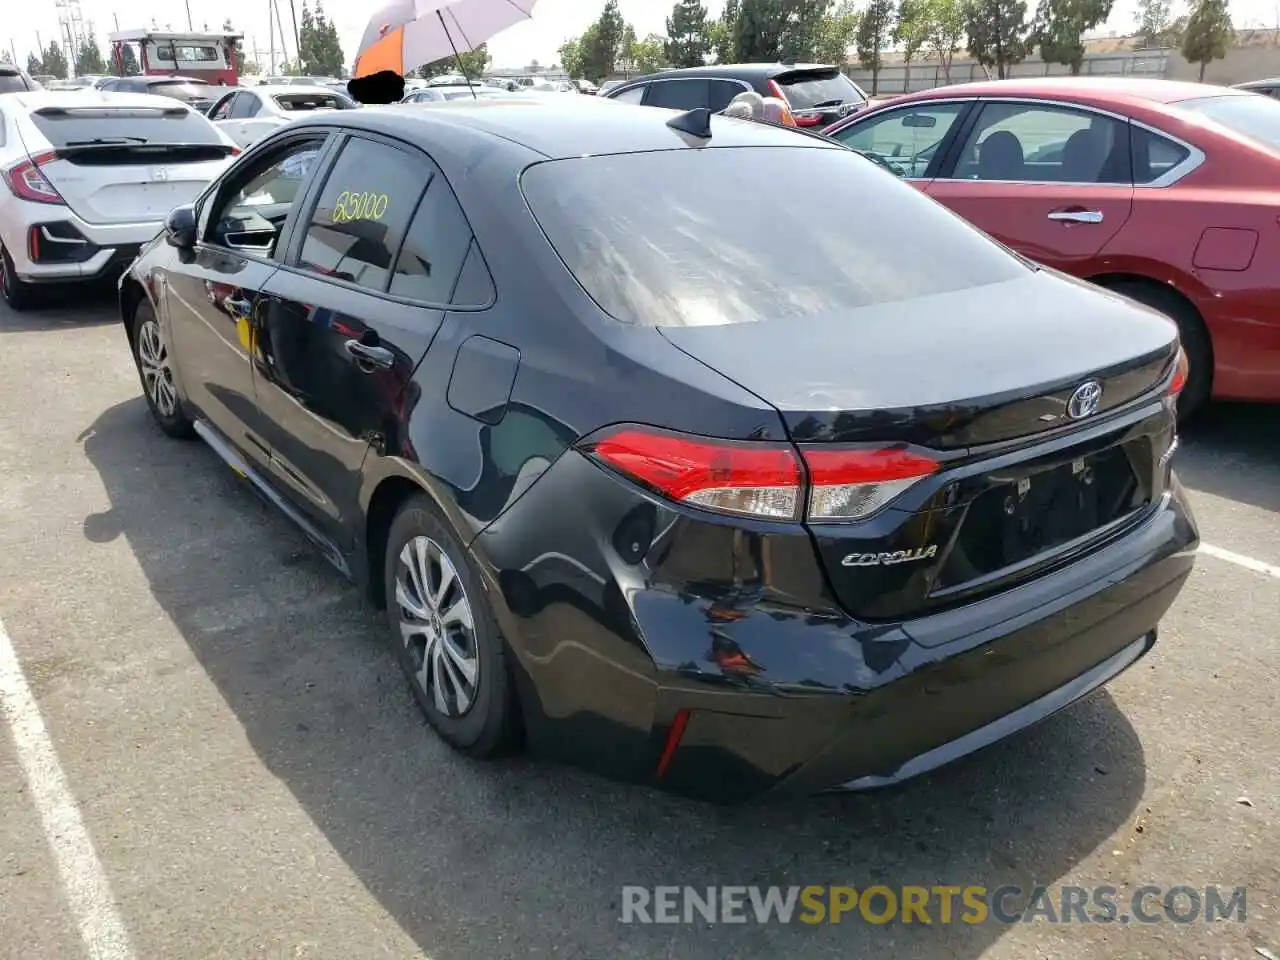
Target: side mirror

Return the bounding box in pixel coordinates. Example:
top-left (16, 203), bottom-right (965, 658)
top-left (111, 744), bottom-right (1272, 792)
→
top-left (164, 204), bottom-right (197, 249)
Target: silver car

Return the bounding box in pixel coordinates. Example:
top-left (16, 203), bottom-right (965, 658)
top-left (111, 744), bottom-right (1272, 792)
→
top-left (0, 90), bottom-right (237, 310)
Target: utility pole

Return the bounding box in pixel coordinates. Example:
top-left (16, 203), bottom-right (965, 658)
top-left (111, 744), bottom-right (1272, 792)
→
top-left (287, 0), bottom-right (301, 66)
top-left (184, 0), bottom-right (193, 30)
top-left (268, 0), bottom-right (276, 74)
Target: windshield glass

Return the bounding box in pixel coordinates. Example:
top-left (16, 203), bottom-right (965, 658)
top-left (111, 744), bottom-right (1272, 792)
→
top-left (1176, 93), bottom-right (1280, 150)
top-left (521, 146), bottom-right (1026, 327)
top-left (29, 106), bottom-right (223, 147)
top-left (776, 70), bottom-right (865, 108)
top-left (147, 81), bottom-right (217, 102)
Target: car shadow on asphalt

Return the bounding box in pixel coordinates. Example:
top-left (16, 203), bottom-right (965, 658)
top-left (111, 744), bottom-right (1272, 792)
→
top-left (0, 287), bottom-right (119, 332)
top-left (80, 397), bottom-right (1149, 960)
top-left (1177, 402), bottom-right (1280, 514)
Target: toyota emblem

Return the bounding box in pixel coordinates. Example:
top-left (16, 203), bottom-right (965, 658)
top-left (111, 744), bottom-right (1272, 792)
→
top-left (1067, 380), bottom-right (1103, 420)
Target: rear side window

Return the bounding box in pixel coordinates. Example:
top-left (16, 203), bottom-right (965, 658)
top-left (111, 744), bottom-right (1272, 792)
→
top-left (521, 147), bottom-right (1027, 328)
top-left (1176, 93), bottom-right (1280, 150)
top-left (775, 70), bottom-right (865, 108)
top-left (298, 137), bottom-right (430, 292)
top-left (1130, 127), bottom-right (1191, 184)
top-left (27, 106), bottom-right (223, 146)
top-left (388, 168), bottom-right (476, 304)
top-left (645, 79), bottom-right (708, 110)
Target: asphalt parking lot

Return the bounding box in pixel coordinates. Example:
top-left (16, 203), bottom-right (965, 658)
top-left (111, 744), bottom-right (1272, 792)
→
top-left (1, 290), bottom-right (1276, 960)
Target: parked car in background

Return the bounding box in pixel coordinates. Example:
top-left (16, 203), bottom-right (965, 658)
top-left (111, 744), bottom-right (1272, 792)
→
top-left (118, 96), bottom-right (1194, 803)
top-left (208, 84), bottom-right (359, 148)
top-left (0, 64), bottom-right (41, 93)
top-left (823, 76), bottom-right (1280, 414)
top-left (399, 84), bottom-right (511, 103)
top-left (596, 79), bottom-right (624, 96)
top-left (98, 75), bottom-right (221, 114)
top-left (604, 62), bottom-right (867, 128)
top-left (1232, 77), bottom-right (1280, 98)
top-left (0, 90), bottom-right (238, 309)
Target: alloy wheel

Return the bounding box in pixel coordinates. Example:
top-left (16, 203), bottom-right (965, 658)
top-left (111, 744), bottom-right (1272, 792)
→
top-left (136, 318), bottom-right (178, 418)
top-left (395, 536), bottom-right (479, 717)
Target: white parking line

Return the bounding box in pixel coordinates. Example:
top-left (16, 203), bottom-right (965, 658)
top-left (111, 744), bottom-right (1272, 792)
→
top-left (0, 618), bottom-right (135, 960)
top-left (1200, 542), bottom-right (1280, 580)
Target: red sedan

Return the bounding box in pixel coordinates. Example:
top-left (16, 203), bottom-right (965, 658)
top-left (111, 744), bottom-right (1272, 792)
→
top-left (823, 77), bottom-right (1280, 413)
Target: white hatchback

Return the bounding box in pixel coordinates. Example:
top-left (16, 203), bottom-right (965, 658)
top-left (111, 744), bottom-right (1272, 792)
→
top-left (0, 90), bottom-right (239, 310)
top-left (206, 85), bottom-right (359, 149)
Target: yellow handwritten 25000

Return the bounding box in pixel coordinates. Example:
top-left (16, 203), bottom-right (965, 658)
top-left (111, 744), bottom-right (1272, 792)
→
top-left (332, 191), bottom-right (389, 224)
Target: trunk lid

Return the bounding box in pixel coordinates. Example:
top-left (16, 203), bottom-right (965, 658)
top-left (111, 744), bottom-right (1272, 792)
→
top-left (660, 271), bottom-right (1181, 621)
top-left (21, 104), bottom-right (234, 225)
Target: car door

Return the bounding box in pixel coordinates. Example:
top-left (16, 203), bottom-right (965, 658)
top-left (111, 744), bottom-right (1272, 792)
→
top-left (825, 99), bottom-right (975, 186)
top-left (162, 131), bottom-right (332, 467)
top-left (250, 132), bottom-right (475, 550)
top-left (925, 99), bottom-right (1135, 272)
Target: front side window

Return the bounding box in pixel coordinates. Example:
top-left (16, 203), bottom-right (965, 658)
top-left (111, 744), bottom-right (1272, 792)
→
top-left (229, 93), bottom-right (261, 119)
top-left (206, 138), bottom-right (326, 253)
top-left (830, 102), bottom-right (968, 177)
top-left (297, 137), bottom-right (430, 291)
top-left (952, 102), bottom-right (1130, 183)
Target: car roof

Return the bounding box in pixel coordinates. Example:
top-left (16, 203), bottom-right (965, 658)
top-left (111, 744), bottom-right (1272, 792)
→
top-left (2, 89), bottom-right (205, 111)
top-left (293, 96), bottom-right (840, 160)
top-left (628, 62), bottom-right (838, 83)
top-left (889, 76), bottom-right (1251, 108)
top-left (251, 84), bottom-right (343, 95)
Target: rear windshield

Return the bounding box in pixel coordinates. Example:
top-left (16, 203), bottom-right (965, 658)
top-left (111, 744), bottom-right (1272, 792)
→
top-left (1176, 93), bottom-right (1280, 150)
top-left (521, 146), bottom-right (1026, 327)
top-left (147, 81), bottom-right (216, 102)
top-left (0, 71), bottom-right (33, 93)
top-left (776, 70), bottom-right (865, 109)
top-left (273, 92), bottom-right (354, 110)
top-left (29, 107), bottom-right (223, 147)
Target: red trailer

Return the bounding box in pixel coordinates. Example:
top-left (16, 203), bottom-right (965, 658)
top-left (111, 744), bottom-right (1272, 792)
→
top-left (108, 28), bottom-right (244, 86)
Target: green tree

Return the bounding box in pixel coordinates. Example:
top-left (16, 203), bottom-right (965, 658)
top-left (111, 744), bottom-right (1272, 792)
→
top-left (965, 0), bottom-right (1031, 79)
top-left (923, 0), bottom-right (966, 80)
top-left (75, 37), bottom-right (107, 75)
top-left (298, 2), bottom-right (345, 76)
top-left (856, 0), bottom-right (896, 91)
top-left (666, 0), bottom-right (711, 66)
top-left (710, 0), bottom-right (740, 60)
top-left (418, 45), bottom-right (491, 79)
top-left (1135, 0), bottom-right (1173, 46)
top-left (1034, 0), bottom-right (1112, 74)
top-left (895, 0), bottom-right (931, 89)
top-left (813, 0), bottom-right (860, 63)
top-left (631, 34), bottom-right (667, 73)
top-left (1180, 0), bottom-right (1232, 80)
top-left (42, 41), bottom-right (69, 79)
top-left (582, 0), bottom-right (626, 80)
top-left (559, 37), bottom-right (585, 78)
top-left (27, 53), bottom-right (42, 75)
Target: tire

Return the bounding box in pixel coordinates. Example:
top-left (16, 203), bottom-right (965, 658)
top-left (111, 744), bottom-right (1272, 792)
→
top-left (0, 244), bottom-right (40, 311)
top-left (130, 298), bottom-right (195, 439)
top-left (1103, 279), bottom-right (1212, 420)
top-left (383, 494), bottom-right (516, 758)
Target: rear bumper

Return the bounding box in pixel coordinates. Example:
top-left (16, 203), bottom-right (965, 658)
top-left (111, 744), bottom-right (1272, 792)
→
top-left (478, 446), bottom-right (1199, 804)
top-left (3, 210), bottom-right (159, 282)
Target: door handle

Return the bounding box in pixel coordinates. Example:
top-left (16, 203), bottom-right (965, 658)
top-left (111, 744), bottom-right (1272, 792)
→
top-left (1047, 209), bottom-right (1104, 224)
top-left (344, 339), bottom-right (395, 371)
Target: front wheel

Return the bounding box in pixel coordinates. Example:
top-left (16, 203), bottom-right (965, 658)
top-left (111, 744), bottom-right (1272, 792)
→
top-left (383, 494), bottom-right (517, 758)
top-left (131, 299), bottom-right (194, 438)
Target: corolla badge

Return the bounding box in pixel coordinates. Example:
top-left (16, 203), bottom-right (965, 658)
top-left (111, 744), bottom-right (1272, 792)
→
top-left (1067, 380), bottom-right (1103, 420)
top-left (842, 545), bottom-right (938, 567)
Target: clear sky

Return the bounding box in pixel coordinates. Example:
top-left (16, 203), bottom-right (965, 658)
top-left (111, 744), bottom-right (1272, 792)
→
top-left (5, 0), bottom-right (1279, 74)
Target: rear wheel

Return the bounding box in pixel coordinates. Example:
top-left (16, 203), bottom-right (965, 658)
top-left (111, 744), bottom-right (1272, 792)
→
top-left (130, 299), bottom-right (194, 438)
top-left (1101, 279), bottom-right (1211, 420)
top-left (383, 494), bottom-right (516, 758)
top-left (0, 244), bottom-right (40, 312)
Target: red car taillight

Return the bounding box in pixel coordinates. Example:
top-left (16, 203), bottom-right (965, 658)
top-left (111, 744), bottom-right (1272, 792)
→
top-left (584, 427), bottom-right (938, 523)
top-left (1, 151), bottom-right (64, 205)
top-left (1169, 346), bottom-right (1189, 397)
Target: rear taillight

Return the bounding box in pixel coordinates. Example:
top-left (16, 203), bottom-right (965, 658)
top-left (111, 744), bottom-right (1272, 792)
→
top-left (1169, 346), bottom-right (1189, 397)
top-left (1, 151), bottom-right (64, 205)
top-left (583, 427), bottom-right (938, 523)
top-left (793, 113), bottom-right (823, 127)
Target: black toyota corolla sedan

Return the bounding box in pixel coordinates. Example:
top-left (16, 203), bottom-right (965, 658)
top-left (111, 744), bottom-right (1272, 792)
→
top-left (118, 96), bottom-right (1198, 804)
